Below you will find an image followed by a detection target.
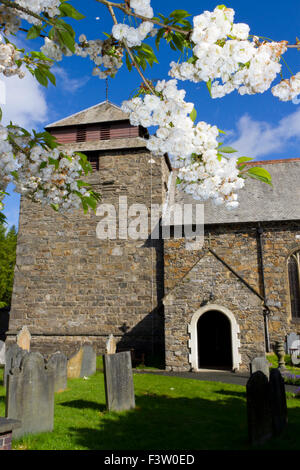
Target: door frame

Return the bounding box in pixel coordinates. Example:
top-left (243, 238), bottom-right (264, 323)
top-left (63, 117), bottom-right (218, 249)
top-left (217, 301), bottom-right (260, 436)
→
top-left (188, 304), bottom-right (241, 371)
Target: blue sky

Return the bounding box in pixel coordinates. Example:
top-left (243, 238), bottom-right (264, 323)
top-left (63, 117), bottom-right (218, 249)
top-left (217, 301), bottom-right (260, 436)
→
top-left (3, 0), bottom-right (300, 229)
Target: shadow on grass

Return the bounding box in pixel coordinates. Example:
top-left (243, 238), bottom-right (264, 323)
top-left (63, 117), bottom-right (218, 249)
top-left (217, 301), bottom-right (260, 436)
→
top-left (63, 391), bottom-right (300, 451)
top-left (67, 393), bottom-right (251, 450)
top-left (60, 399), bottom-right (106, 412)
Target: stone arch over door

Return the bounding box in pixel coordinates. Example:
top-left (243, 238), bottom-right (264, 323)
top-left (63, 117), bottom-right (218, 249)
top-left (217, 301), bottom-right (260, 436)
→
top-left (188, 304), bottom-right (241, 371)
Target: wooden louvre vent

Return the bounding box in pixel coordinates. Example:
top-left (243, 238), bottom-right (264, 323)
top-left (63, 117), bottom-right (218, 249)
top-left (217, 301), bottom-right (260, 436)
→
top-left (50, 121), bottom-right (142, 145)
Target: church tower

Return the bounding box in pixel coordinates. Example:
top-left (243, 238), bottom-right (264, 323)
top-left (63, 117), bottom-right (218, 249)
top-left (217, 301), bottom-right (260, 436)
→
top-left (7, 101), bottom-right (171, 364)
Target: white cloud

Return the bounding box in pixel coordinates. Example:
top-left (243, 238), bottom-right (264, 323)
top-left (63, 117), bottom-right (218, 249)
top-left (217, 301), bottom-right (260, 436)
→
top-left (228, 108), bottom-right (300, 159)
top-left (1, 72), bottom-right (48, 129)
top-left (52, 66), bottom-right (90, 93)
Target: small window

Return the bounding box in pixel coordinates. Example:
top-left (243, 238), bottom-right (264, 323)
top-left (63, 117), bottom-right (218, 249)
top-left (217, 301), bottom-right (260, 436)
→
top-left (76, 127), bottom-right (86, 142)
top-left (288, 251), bottom-right (300, 319)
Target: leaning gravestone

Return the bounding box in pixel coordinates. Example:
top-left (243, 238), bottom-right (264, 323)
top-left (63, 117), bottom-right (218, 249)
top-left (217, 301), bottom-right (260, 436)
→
top-left (47, 352), bottom-right (68, 392)
top-left (4, 343), bottom-right (29, 387)
top-left (103, 351), bottom-right (135, 412)
top-left (80, 344), bottom-right (96, 377)
top-left (246, 371), bottom-right (273, 446)
top-left (67, 345), bottom-right (96, 378)
top-left (287, 332), bottom-right (299, 353)
top-left (6, 352), bottom-right (55, 439)
top-left (250, 356), bottom-right (270, 379)
top-left (0, 340), bottom-right (5, 366)
top-left (105, 334), bottom-right (117, 355)
top-left (67, 347), bottom-right (83, 378)
top-left (16, 326), bottom-right (31, 352)
top-left (269, 368), bottom-right (288, 437)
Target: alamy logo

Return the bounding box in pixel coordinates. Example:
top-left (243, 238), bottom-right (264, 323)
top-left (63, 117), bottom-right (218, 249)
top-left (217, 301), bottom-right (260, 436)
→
top-left (95, 196), bottom-right (204, 250)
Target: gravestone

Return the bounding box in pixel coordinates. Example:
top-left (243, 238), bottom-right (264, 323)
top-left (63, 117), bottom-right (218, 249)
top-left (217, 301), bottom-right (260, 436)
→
top-left (105, 334), bottom-right (117, 355)
top-left (103, 351), bottom-right (135, 412)
top-left (16, 326), bottom-right (31, 352)
top-left (47, 351), bottom-right (68, 392)
top-left (6, 352), bottom-right (55, 439)
top-left (246, 371), bottom-right (273, 446)
top-left (269, 368), bottom-right (288, 437)
top-left (67, 347), bottom-right (83, 378)
top-left (67, 345), bottom-right (96, 378)
top-left (286, 332), bottom-right (300, 353)
top-left (4, 343), bottom-right (29, 387)
top-left (0, 340), bottom-right (5, 365)
top-left (80, 344), bottom-right (96, 377)
top-left (250, 356), bottom-right (270, 379)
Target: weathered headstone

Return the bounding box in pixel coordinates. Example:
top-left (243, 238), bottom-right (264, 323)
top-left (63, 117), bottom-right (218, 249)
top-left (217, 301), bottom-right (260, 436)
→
top-left (0, 340), bottom-right (5, 365)
top-left (16, 326), bottom-right (31, 352)
top-left (246, 371), bottom-right (273, 446)
top-left (6, 352), bottom-right (55, 439)
top-left (47, 351), bottom-right (68, 392)
top-left (250, 356), bottom-right (270, 379)
top-left (80, 344), bottom-right (96, 377)
top-left (103, 351), bottom-right (135, 412)
top-left (4, 343), bottom-right (29, 387)
top-left (67, 347), bottom-right (83, 378)
top-left (269, 368), bottom-right (288, 437)
top-left (105, 334), bottom-right (117, 355)
top-left (67, 345), bottom-right (97, 378)
top-left (287, 332), bottom-right (300, 353)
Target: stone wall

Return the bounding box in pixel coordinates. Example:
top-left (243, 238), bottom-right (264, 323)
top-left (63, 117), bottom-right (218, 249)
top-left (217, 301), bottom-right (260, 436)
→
top-left (163, 221), bottom-right (300, 371)
top-left (8, 149), bottom-right (170, 362)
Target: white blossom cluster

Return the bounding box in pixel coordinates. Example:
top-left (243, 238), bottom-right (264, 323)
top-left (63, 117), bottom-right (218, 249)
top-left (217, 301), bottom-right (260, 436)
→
top-left (122, 79), bottom-right (245, 208)
top-left (169, 6), bottom-right (288, 99)
top-left (271, 72), bottom-right (300, 101)
top-left (14, 0), bottom-right (61, 25)
top-left (0, 125), bottom-right (93, 212)
top-left (76, 35), bottom-right (123, 79)
top-left (112, 21), bottom-right (154, 48)
top-left (0, 38), bottom-right (25, 78)
top-left (111, 0), bottom-right (154, 48)
top-left (0, 6), bottom-right (21, 35)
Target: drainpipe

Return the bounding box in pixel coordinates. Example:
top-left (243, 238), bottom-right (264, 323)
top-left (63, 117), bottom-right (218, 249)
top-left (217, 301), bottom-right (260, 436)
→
top-left (257, 223), bottom-right (271, 353)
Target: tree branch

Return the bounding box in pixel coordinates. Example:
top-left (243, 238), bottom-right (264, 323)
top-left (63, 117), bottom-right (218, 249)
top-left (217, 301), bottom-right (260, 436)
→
top-left (0, 0), bottom-right (54, 26)
top-left (96, 0), bottom-right (190, 35)
top-left (106, 2), bottom-right (156, 95)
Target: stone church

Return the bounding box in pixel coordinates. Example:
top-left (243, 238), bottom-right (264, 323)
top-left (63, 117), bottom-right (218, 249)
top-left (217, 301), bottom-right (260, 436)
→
top-left (6, 100), bottom-right (300, 372)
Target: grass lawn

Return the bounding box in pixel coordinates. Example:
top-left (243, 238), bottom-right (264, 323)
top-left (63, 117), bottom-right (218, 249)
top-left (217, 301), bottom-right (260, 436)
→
top-left (1, 367), bottom-right (300, 450)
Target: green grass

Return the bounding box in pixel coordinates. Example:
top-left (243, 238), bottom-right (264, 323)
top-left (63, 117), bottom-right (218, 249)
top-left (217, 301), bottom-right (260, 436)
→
top-left (1, 367), bottom-right (300, 450)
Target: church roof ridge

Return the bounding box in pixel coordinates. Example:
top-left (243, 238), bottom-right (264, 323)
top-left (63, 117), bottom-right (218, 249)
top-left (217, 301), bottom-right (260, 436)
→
top-left (45, 100), bottom-right (129, 129)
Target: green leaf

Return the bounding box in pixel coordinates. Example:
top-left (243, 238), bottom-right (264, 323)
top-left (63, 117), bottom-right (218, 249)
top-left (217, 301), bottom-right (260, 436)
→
top-left (39, 66), bottom-right (56, 86)
top-left (247, 167), bottom-right (272, 185)
top-left (190, 108), bottom-right (197, 122)
top-left (206, 79), bottom-right (212, 97)
top-left (218, 146), bottom-right (238, 153)
top-left (59, 3), bottom-right (85, 20)
top-left (155, 28), bottom-right (165, 50)
top-left (34, 68), bottom-right (48, 87)
top-left (125, 51), bottom-right (132, 71)
top-left (176, 177), bottom-right (182, 185)
top-left (237, 156), bottom-right (253, 164)
top-left (169, 9), bottom-right (190, 20)
top-left (26, 25), bottom-right (42, 40)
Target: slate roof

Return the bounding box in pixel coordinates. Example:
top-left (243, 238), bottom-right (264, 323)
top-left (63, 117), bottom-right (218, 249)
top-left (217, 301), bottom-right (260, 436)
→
top-left (45, 101), bottom-right (129, 128)
top-left (164, 158), bottom-right (300, 225)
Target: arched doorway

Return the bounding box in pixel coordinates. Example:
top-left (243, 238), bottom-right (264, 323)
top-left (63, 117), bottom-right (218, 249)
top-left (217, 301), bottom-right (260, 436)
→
top-left (188, 304), bottom-right (241, 371)
top-left (197, 310), bottom-right (232, 370)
